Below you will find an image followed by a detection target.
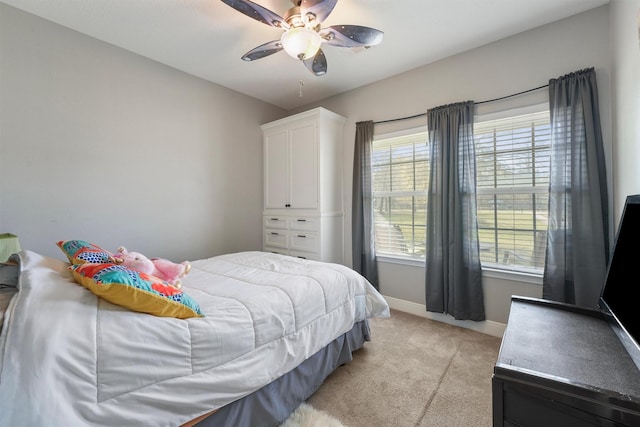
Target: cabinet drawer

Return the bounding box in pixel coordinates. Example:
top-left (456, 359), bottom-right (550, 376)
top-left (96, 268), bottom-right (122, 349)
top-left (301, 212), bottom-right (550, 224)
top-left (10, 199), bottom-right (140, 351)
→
top-left (264, 216), bottom-right (288, 229)
top-left (263, 246), bottom-right (287, 256)
top-left (290, 233), bottom-right (319, 252)
top-left (501, 380), bottom-right (631, 427)
top-left (289, 216), bottom-right (319, 232)
top-left (264, 230), bottom-right (288, 248)
top-left (289, 250), bottom-right (320, 261)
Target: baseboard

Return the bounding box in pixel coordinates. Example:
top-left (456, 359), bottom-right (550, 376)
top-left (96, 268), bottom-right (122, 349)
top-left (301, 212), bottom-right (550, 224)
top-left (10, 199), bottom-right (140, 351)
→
top-left (383, 295), bottom-right (506, 338)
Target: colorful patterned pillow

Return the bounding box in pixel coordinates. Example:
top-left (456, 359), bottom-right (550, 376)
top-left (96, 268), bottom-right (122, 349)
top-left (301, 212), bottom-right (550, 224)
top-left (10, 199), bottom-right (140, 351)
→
top-left (69, 263), bottom-right (203, 319)
top-left (57, 240), bottom-right (114, 265)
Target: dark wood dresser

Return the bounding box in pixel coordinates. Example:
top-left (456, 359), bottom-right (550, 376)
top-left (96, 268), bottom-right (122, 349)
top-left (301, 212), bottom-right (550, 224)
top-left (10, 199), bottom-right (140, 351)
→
top-left (492, 296), bottom-right (640, 426)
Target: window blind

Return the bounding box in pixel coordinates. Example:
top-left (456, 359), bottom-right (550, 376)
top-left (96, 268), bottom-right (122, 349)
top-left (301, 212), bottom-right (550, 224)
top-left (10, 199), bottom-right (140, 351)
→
top-left (474, 110), bottom-right (551, 271)
top-left (372, 131), bottom-right (428, 258)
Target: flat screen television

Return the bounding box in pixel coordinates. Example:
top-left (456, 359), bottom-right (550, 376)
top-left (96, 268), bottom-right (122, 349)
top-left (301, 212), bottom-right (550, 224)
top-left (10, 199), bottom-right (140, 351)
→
top-left (599, 194), bottom-right (640, 371)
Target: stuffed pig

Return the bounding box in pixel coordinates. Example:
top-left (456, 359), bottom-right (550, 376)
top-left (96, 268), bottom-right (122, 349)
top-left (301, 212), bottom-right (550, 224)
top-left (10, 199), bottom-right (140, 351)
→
top-left (113, 246), bottom-right (191, 289)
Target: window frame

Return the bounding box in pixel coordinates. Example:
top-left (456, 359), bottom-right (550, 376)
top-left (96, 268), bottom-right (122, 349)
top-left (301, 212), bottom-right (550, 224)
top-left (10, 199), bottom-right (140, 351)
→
top-left (371, 126), bottom-right (429, 263)
top-left (370, 104), bottom-right (551, 279)
top-left (474, 103), bottom-right (550, 276)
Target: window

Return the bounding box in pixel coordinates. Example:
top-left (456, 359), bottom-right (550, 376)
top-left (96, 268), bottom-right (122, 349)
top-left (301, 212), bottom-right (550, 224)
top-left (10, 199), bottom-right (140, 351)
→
top-left (474, 109), bottom-right (551, 273)
top-left (372, 129), bottom-right (428, 260)
top-left (371, 108), bottom-right (551, 274)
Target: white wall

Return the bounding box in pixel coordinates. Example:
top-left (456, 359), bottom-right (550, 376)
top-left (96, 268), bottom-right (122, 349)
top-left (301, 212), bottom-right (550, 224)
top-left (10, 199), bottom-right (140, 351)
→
top-left (0, 3), bottom-right (285, 261)
top-left (610, 0), bottom-right (640, 220)
top-left (293, 6), bottom-right (613, 329)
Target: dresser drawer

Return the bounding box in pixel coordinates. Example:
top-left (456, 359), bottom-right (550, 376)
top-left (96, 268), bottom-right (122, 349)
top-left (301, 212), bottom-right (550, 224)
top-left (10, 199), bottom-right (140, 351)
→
top-left (263, 246), bottom-right (287, 256)
top-left (264, 229), bottom-right (288, 248)
top-left (289, 250), bottom-right (320, 261)
top-left (289, 216), bottom-right (319, 232)
top-left (264, 216), bottom-right (288, 230)
top-left (290, 232), bottom-right (319, 252)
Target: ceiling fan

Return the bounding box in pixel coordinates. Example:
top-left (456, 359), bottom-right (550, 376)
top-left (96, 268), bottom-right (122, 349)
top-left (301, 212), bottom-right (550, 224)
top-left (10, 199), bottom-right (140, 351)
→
top-left (220, 0), bottom-right (384, 76)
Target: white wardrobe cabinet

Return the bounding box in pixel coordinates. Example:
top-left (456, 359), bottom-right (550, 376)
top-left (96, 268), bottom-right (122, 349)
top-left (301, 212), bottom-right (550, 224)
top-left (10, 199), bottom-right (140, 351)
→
top-left (261, 107), bottom-right (346, 264)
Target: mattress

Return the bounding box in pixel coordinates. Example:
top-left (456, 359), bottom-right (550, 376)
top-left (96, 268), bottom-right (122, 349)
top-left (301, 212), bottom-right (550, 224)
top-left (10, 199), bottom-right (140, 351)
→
top-left (0, 250), bottom-right (389, 426)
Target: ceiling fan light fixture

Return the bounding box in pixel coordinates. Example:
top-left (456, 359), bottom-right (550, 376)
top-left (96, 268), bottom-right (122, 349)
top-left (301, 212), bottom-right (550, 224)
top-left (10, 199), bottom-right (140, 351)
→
top-left (281, 27), bottom-right (322, 60)
top-left (221, 0), bottom-right (382, 75)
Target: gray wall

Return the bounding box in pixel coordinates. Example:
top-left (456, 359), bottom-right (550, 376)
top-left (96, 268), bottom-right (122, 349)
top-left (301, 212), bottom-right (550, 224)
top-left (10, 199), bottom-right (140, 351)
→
top-left (0, 3), bottom-right (285, 261)
top-left (610, 0), bottom-right (640, 218)
top-left (293, 6), bottom-right (613, 331)
top-left (3, 2), bottom-right (637, 332)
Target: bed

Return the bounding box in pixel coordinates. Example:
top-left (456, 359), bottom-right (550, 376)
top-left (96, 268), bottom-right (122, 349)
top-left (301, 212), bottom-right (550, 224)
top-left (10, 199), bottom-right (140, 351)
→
top-left (0, 248), bottom-right (389, 427)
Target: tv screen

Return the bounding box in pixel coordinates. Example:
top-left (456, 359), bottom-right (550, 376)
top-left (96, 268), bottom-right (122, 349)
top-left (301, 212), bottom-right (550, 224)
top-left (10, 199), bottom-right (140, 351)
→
top-left (599, 194), bottom-right (640, 370)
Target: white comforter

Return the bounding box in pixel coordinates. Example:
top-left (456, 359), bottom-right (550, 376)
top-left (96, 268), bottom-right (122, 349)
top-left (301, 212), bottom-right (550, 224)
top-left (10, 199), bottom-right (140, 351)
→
top-left (0, 250), bottom-right (389, 427)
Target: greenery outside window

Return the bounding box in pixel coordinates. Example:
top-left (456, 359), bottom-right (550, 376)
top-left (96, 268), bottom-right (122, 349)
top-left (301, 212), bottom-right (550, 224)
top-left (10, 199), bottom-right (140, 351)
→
top-left (474, 108), bottom-right (551, 274)
top-left (372, 128), bottom-right (428, 260)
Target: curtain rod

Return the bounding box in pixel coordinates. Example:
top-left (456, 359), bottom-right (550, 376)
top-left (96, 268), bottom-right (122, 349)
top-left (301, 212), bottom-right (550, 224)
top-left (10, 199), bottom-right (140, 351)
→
top-left (372, 83), bottom-right (549, 125)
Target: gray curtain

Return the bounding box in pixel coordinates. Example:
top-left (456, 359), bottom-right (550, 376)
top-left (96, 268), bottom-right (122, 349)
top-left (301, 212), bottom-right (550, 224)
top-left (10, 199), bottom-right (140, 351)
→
top-left (352, 121), bottom-right (379, 289)
top-left (543, 67), bottom-right (609, 309)
top-left (425, 101), bottom-right (485, 321)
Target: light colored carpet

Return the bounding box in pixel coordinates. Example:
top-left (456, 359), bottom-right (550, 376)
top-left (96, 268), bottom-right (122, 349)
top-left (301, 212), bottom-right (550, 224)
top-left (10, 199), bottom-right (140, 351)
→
top-left (305, 309), bottom-right (502, 427)
top-left (280, 403), bottom-right (346, 427)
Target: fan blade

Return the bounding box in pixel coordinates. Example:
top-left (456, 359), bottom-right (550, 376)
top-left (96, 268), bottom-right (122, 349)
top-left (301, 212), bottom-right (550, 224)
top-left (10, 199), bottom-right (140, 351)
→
top-left (221, 0), bottom-right (288, 29)
top-left (303, 49), bottom-right (327, 76)
top-left (241, 40), bottom-right (283, 61)
top-left (300, 0), bottom-right (338, 26)
top-left (319, 25), bottom-right (384, 47)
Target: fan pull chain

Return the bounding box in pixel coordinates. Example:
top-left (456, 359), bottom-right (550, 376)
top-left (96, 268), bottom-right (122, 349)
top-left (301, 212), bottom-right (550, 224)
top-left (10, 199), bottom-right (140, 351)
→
top-left (299, 80), bottom-right (304, 97)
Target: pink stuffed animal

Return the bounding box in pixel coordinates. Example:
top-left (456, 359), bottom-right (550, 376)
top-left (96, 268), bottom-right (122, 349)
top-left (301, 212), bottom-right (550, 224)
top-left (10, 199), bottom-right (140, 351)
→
top-left (112, 247), bottom-right (191, 289)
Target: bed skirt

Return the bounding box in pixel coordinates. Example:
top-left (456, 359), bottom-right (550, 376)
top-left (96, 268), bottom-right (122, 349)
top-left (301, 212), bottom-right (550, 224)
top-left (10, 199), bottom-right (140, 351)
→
top-left (194, 319), bottom-right (371, 427)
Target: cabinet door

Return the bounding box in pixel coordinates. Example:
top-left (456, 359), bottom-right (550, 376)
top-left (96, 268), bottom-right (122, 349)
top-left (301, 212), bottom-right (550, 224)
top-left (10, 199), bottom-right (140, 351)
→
top-left (289, 123), bottom-right (318, 209)
top-left (264, 130), bottom-right (289, 209)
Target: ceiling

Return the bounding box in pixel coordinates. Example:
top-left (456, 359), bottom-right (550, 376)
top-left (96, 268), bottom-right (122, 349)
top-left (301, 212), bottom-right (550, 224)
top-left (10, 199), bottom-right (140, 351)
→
top-left (2, 0), bottom-right (610, 110)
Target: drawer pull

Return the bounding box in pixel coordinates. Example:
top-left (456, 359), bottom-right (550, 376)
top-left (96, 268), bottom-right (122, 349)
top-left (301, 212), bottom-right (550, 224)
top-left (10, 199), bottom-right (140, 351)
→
top-left (270, 218), bottom-right (279, 221)
top-left (297, 235), bottom-right (306, 238)
top-left (297, 256), bottom-right (307, 259)
top-left (297, 219), bottom-right (307, 222)
top-left (271, 232), bottom-right (279, 235)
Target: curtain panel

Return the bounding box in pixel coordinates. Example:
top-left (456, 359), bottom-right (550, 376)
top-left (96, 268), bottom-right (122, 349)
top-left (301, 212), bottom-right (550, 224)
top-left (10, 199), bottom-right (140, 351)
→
top-left (352, 120), bottom-right (379, 290)
top-left (425, 101), bottom-right (485, 321)
top-left (543, 67), bottom-right (609, 309)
